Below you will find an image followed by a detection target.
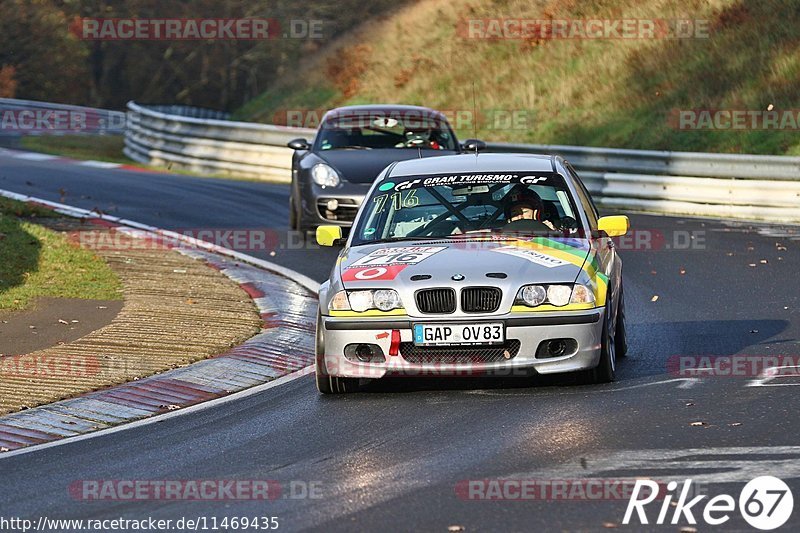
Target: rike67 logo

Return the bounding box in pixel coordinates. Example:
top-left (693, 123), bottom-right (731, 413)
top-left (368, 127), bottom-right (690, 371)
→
top-left (624, 476), bottom-right (794, 530)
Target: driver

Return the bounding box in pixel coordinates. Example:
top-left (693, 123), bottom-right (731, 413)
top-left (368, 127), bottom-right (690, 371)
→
top-left (504, 189), bottom-right (556, 230)
top-left (398, 128), bottom-right (442, 150)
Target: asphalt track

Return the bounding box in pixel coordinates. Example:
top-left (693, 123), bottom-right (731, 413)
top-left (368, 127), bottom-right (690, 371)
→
top-left (1, 152), bottom-right (799, 531)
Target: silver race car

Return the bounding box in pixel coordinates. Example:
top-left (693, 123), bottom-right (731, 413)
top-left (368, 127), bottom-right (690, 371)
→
top-left (314, 153), bottom-right (630, 393)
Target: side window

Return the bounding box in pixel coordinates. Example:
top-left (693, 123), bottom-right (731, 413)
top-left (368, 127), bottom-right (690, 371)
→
top-left (565, 162), bottom-right (598, 229)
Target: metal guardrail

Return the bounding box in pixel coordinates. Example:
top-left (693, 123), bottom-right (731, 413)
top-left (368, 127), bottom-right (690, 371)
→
top-left (140, 105), bottom-right (231, 121)
top-left (124, 101), bottom-right (313, 181)
top-left (124, 100), bottom-right (800, 223)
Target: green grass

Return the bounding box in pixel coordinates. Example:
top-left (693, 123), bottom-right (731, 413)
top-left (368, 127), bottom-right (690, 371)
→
top-left (20, 135), bottom-right (131, 164)
top-left (235, 0), bottom-right (800, 155)
top-left (0, 197), bottom-right (123, 311)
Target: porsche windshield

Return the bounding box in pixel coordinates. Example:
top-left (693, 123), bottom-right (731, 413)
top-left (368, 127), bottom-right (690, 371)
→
top-left (315, 113), bottom-right (457, 151)
top-left (352, 172), bottom-right (584, 246)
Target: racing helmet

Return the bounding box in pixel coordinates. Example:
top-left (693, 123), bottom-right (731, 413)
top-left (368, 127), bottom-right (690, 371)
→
top-left (504, 188), bottom-right (544, 221)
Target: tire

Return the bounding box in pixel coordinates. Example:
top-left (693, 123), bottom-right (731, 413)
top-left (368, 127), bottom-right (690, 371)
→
top-left (615, 282), bottom-right (628, 358)
top-left (289, 197), bottom-right (314, 244)
top-left (316, 372), bottom-right (358, 394)
top-left (315, 312), bottom-right (358, 394)
top-left (585, 298), bottom-right (617, 384)
top-left (289, 195), bottom-right (298, 231)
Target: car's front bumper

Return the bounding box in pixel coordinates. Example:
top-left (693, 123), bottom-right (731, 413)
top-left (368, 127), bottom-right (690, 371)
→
top-left (299, 181), bottom-right (369, 229)
top-left (319, 310), bottom-right (604, 379)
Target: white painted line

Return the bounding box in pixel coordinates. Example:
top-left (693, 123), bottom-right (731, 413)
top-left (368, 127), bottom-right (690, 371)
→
top-left (12, 152), bottom-right (60, 161)
top-left (748, 365), bottom-right (800, 387)
top-left (465, 377), bottom-right (701, 397)
top-left (0, 366), bottom-right (314, 460)
top-left (77, 160), bottom-right (121, 169)
top-left (509, 446), bottom-right (800, 484)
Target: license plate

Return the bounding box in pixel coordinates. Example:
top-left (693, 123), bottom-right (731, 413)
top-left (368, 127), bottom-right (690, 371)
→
top-left (413, 323), bottom-right (505, 346)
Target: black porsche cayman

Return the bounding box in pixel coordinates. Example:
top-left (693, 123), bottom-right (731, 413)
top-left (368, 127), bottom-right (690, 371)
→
top-left (287, 104), bottom-right (477, 234)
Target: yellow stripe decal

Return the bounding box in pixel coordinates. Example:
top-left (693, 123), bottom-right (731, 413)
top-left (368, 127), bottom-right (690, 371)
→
top-left (329, 309), bottom-right (407, 318)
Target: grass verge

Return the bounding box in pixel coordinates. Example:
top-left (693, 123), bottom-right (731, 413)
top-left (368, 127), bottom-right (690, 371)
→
top-left (235, 0), bottom-right (800, 155)
top-left (0, 197), bottom-right (122, 311)
top-left (20, 135), bottom-right (131, 164)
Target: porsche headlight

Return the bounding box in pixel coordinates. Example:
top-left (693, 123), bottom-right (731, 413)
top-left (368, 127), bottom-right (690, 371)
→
top-left (546, 285), bottom-right (572, 307)
top-left (311, 163), bottom-right (340, 188)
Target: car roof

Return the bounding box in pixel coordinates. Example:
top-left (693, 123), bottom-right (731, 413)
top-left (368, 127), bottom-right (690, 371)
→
top-left (322, 104), bottom-right (448, 121)
top-left (385, 153), bottom-right (557, 178)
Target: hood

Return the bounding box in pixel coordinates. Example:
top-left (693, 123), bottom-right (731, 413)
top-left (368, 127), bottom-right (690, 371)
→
top-left (338, 237), bottom-right (592, 289)
top-left (317, 149), bottom-right (458, 184)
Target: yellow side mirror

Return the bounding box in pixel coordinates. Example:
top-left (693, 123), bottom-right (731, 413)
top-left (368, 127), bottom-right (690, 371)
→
top-left (316, 225), bottom-right (343, 247)
top-left (597, 215), bottom-right (630, 237)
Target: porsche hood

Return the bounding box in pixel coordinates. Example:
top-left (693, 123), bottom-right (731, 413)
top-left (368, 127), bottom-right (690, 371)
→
top-left (317, 149), bottom-right (458, 184)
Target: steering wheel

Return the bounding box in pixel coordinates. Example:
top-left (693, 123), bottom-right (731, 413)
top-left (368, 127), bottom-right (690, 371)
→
top-left (557, 216), bottom-right (579, 233)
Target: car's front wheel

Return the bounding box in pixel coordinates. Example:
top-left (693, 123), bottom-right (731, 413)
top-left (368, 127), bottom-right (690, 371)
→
top-left (585, 297), bottom-right (617, 384)
top-left (289, 195), bottom-right (299, 231)
top-left (315, 312), bottom-right (358, 394)
top-left (615, 282), bottom-right (628, 358)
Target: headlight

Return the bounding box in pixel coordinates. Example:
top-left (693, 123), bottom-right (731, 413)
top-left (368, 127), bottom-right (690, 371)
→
top-left (570, 284), bottom-right (595, 305)
top-left (347, 290), bottom-right (374, 312)
top-left (333, 289), bottom-right (404, 313)
top-left (546, 285), bottom-right (572, 307)
top-left (520, 285), bottom-right (547, 307)
top-left (373, 289), bottom-right (402, 311)
top-left (516, 283), bottom-right (594, 308)
top-left (311, 163), bottom-right (340, 188)
top-left (329, 291), bottom-right (351, 311)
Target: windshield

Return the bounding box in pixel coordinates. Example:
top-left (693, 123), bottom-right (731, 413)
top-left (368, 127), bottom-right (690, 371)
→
top-left (315, 112), bottom-right (457, 151)
top-left (351, 172), bottom-right (584, 246)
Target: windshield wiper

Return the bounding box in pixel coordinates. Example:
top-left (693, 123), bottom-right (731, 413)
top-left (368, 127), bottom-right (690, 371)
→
top-left (359, 236), bottom-right (442, 245)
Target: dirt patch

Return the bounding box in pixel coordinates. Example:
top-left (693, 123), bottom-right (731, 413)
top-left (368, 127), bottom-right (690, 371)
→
top-left (0, 297), bottom-right (123, 356)
top-left (0, 220), bottom-right (263, 415)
